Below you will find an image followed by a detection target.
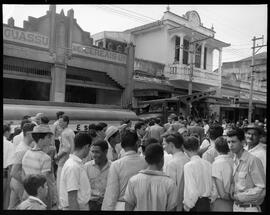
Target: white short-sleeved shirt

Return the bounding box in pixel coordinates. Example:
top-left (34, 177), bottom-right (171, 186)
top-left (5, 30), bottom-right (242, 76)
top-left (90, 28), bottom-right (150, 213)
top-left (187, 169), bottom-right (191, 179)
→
top-left (59, 154), bottom-right (91, 209)
top-left (183, 155), bottom-right (212, 209)
top-left (3, 136), bottom-right (15, 168)
top-left (163, 150), bottom-right (173, 173)
top-left (165, 151), bottom-right (190, 211)
top-left (12, 132), bottom-right (24, 148)
top-left (211, 154), bottom-right (234, 201)
top-left (124, 169), bottom-right (178, 211)
top-left (58, 127), bottom-right (75, 166)
top-left (247, 143), bottom-right (266, 175)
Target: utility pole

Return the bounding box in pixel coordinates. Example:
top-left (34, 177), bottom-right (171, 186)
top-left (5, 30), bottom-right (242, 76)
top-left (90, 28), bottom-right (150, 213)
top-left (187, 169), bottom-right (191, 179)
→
top-left (248, 35), bottom-right (266, 123)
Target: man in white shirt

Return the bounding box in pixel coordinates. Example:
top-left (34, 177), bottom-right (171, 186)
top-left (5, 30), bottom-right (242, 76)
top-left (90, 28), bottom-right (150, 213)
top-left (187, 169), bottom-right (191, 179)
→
top-left (84, 140), bottom-right (111, 211)
top-left (54, 115), bottom-right (75, 200)
top-left (12, 119), bottom-right (32, 148)
top-left (102, 130), bottom-right (147, 210)
top-left (124, 143), bottom-right (178, 211)
top-left (148, 118), bottom-right (165, 143)
top-left (104, 126), bottom-right (122, 161)
top-left (59, 132), bottom-right (92, 210)
top-left (3, 124), bottom-right (15, 209)
top-left (164, 133), bottom-right (189, 211)
top-left (244, 124), bottom-right (266, 212)
top-left (183, 136), bottom-right (212, 212)
top-left (202, 124), bottom-right (224, 163)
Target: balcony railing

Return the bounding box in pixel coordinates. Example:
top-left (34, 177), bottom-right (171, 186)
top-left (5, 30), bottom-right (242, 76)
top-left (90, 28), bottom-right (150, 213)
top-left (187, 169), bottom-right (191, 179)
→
top-left (165, 64), bottom-right (220, 87)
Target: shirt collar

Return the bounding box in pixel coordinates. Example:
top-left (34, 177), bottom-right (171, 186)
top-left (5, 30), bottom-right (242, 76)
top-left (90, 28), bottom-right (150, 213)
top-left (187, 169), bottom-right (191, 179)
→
top-left (215, 154), bottom-right (231, 161)
top-left (139, 169), bottom-right (169, 177)
top-left (173, 151), bottom-right (185, 158)
top-left (248, 143), bottom-right (265, 153)
top-left (28, 196), bottom-right (47, 208)
top-left (92, 160), bottom-right (111, 170)
top-left (234, 149), bottom-right (248, 162)
top-left (190, 155), bottom-right (201, 161)
top-left (70, 154), bottom-right (83, 164)
top-left (123, 150), bottom-right (137, 157)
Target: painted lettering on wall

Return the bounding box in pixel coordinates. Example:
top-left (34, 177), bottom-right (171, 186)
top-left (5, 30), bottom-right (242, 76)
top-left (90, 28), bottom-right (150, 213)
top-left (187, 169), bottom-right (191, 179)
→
top-left (72, 43), bottom-right (127, 64)
top-left (3, 26), bottom-right (49, 49)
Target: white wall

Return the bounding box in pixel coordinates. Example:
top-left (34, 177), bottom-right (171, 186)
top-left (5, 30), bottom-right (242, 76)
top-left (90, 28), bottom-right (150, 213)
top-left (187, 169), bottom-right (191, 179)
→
top-left (134, 27), bottom-right (167, 64)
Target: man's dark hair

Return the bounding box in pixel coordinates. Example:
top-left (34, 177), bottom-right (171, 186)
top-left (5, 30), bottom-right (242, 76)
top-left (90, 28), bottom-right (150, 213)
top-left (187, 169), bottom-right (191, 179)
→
top-left (142, 137), bottom-right (159, 153)
top-left (208, 124), bottom-right (224, 140)
top-left (149, 119), bottom-right (155, 126)
top-left (56, 111), bottom-right (65, 119)
top-left (94, 124), bottom-right (103, 131)
top-left (74, 132), bottom-right (92, 150)
top-left (22, 115), bottom-right (31, 120)
top-left (23, 174), bottom-right (47, 196)
top-left (172, 115), bottom-right (178, 121)
top-left (145, 143), bottom-right (164, 165)
top-left (61, 115), bottom-right (70, 125)
top-left (41, 116), bottom-right (50, 124)
top-left (179, 116), bottom-right (184, 121)
top-left (227, 128), bottom-right (245, 142)
top-left (215, 136), bottom-right (230, 154)
top-left (89, 123), bottom-right (96, 130)
top-left (3, 124), bottom-right (11, 135)
top-left (183, 136), bottom-right (200, 152)
top-left (22, 123), bottom-right (36, 136)
top-left (108, 130), bottom-right (120, 142)
top-left (121, 130), bottom-right (138, 148)
top-left (92, 139), bottom-right (108, 152)
top-left (32, 133), bottom-right (50, 143)
top-left (20, 119), bottom-right (31, 130)
top-left (96, 122), bottom-right (107, 131)
top-left (134, 121), bottom-right (145, 131)
top-left (154, 118), bottom-right (161, 124)
top-left (165, 132), bottom-right (185, 149)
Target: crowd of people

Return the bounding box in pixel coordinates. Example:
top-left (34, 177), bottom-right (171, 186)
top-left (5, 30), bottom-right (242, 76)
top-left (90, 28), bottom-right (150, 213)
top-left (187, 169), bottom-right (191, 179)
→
top-left (3, 111), bottom-right (267, 212)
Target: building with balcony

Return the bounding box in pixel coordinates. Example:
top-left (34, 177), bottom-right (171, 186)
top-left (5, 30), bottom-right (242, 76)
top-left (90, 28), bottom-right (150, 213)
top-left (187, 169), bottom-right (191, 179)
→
top-left (3, 5), bottom-right (135, 109)
top-left (220, 52), bottom-right (267, 122)
top-left (92, 8), bottom-right (230, 118)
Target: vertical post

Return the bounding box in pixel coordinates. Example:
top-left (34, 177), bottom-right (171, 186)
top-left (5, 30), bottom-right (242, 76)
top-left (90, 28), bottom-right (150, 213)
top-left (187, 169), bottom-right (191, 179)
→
top-left (187, 37), bottom-right (194, 116)
top-left (248, 37), bottom-right (256, 123)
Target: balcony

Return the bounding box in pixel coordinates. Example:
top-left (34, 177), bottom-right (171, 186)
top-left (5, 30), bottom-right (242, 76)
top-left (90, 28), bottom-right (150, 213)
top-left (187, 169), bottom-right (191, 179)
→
top-left (134, 58), bottom-right (165, 77)
top-left (165, 64), bottom-right (221, 87)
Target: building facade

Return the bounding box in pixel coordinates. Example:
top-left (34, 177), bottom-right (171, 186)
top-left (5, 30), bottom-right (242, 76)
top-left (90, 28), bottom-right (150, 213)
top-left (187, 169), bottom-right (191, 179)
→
top-left (220, 52), bottom-right (267, 122)
top-left (92, 9), bottom-right (230, 119)
top-left (3, 5), bottom-right (135, 108)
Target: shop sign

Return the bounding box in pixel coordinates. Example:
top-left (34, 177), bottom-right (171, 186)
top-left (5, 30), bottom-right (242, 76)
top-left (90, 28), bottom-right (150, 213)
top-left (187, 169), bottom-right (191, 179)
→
top-left (72, 43), bottom-right (127, 64)
top-left (3, 26), bottom-right (49, 49)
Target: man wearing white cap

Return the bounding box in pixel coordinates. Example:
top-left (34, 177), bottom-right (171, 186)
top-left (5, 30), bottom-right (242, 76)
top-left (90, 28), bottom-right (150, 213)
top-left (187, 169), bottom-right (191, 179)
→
top-left (104, 126), bottom-right (122, 161)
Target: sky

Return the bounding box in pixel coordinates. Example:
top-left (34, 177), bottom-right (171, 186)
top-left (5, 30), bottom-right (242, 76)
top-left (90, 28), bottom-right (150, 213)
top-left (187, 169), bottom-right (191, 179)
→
top-left (2, 4), bottom-right (268, 69)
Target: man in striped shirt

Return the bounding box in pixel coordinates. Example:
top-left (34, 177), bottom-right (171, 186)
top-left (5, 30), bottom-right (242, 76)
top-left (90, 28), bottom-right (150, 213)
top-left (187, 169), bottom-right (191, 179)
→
top-left (8, 122), bottom-right (36, 209)
top-left (22, 124), bottom-right (56, 210)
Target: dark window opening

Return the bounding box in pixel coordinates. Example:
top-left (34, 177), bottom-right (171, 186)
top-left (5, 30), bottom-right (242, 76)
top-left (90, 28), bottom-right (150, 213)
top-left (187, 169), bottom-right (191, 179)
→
top-left (204, 47), bottom-right (207, 70)
top-left (174, 36), bottom-right (180, 63)
top-left (183, 39), bottom-right (189, 65)
top-left (3, 78), bottom-right (50, 101)
top-left (195, 44), bottom-right (201, 68)
top-left (65, 85), bottom-right (96, 104)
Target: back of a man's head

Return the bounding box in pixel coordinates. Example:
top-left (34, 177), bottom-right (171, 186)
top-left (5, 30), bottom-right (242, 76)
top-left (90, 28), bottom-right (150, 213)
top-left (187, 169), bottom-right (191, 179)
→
top-left (22, 123), bottom-right (36, 136)
top-left (134, 121), bottom-right (145, 131)
top-left (121, 130), bottom-right (138, 149)
top-left (144, 143), bottom-right (164, 165)
top-left (74, 132), bottom-right (92, 150)
top-left (183, 136), bottom-right (200, 152)
top-left (208, 124), bottom-right (223, 140)
top-left (165, 132), bottom-right (185, 149)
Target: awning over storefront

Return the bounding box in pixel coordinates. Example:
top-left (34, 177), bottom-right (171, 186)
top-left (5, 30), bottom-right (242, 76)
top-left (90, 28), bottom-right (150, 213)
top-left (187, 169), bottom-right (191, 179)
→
top-left (134, 80), bottom-right (174, 92)
top-left (138, 90), bottom-right (216, 105)
top-left (203, 96), bottom-right (231, 105)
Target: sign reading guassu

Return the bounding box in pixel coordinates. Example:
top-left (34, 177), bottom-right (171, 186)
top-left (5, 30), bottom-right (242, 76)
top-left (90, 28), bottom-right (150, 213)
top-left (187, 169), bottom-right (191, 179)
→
top-left (3, 26), bottom-right (49, 49)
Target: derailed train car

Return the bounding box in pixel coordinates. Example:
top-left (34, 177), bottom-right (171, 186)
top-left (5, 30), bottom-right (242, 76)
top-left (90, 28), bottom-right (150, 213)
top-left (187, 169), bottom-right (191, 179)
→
top-left (3, 99), bottom-right (139, 132)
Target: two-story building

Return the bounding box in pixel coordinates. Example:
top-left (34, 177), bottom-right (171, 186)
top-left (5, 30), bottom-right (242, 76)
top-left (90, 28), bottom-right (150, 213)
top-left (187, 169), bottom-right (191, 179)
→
top-left (92, 8), bottom-right (230, 119)
top-left (220, 52), bottom-right (267, 122)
